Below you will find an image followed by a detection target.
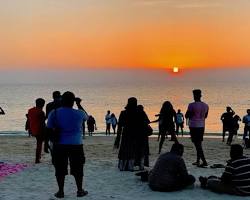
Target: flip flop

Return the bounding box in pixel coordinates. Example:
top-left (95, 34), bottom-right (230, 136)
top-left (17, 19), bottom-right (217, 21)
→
top-left (210, 164), bottom-right (225, 169)
top-left (77, 190), bottom-right (88, 197)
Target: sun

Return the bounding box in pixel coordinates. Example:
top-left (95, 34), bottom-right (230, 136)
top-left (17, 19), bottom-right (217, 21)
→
top-left (173, 67), bottom-right (179, 73)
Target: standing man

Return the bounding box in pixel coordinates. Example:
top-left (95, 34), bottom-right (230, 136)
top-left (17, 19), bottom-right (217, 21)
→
top-left (221, 107), bottom-right (235, 142)
top-left (105, 110), bottom-right (111, 136)
top-left (185, 89), bottom-right (209, 167)
top-left (46, 91), bottom-right (62, 118)
top-left (28, 98), bottom-right (46, 163)
top-left (47, 91), bottom-right (88, 198)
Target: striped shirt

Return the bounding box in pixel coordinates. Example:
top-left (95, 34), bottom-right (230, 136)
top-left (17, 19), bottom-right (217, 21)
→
top-left (222, 156), bottom-right (250, 195)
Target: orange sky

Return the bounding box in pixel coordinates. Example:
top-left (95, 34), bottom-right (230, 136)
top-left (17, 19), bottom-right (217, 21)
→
top-left (1, 0), bottom-right (250, 70)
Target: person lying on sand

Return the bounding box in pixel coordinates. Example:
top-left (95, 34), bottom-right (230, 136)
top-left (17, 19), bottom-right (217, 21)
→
top-left (199, 144), bottom-right (250, 196)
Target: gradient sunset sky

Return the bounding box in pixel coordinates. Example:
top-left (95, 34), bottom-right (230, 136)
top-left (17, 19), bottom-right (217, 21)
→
top-left (1, 0), bottom-right (250, 70)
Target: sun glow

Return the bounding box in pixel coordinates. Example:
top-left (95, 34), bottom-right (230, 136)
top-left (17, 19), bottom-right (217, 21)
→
top-left (173, 67), bottom-right (179, 73)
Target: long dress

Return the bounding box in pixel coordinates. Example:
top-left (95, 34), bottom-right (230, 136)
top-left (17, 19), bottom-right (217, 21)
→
top-left (115, 107), bottom-right (149, 171)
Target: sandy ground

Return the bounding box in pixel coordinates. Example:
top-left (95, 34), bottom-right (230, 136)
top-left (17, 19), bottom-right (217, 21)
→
top-left (0, 134), bottom-right (250, 200)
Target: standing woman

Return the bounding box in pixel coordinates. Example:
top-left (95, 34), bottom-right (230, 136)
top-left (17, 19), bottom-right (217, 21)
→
top-left (114, 97), bottom-right (145, 171)
top-left (153, 101), bottom-right (178, 154)
top-left (110, 113), bottom-right (118, 134)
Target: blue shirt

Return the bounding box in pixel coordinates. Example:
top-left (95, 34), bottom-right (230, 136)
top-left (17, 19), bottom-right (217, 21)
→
top-left (47, 107), bottom-right (88, 145)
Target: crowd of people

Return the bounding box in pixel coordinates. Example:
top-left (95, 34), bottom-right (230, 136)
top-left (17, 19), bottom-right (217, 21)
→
top-left (1, 88), bottom-right (250, 198)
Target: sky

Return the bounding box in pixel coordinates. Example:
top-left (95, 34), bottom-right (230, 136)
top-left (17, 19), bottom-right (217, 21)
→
top-left (1, 0), bottom-right (250, 70)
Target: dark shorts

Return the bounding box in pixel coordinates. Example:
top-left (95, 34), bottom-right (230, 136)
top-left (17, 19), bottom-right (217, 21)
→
top-left (106, 123), bottom-right (111, 129)
top-left (53, 144), bottom-right (85, 177)
top-left (189, 127), bottom-right (205, 143)
top-left (176, 123), bottom-right (184, 128)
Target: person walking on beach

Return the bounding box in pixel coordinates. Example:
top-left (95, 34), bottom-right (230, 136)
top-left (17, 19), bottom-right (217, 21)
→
top-left (87, 115), bottom-right (96, 136)
top-left (185, 89), bottom-right (209, 167)
top-left (148, 143), bottom-right (195, 192)
top-left (105, 110), bottom-right (111, 136)
top-left (47, 91), bottom-right (88, 198)
top-left (152, 101), bottom-right (178, 154)
top-left (0, 107), bottom-right (5, 115)
top-left (176, 109), bottom-right (184, 136)
top-left (27, 98), bottom-right (46, 163)
top-left (221, 106), bottom-right (235, 142)
top-left (242, 109), bottom-right (250, 148)
top-left (199, 144), bottom-right (250, 196)
top-left (110, 113), bottom-right (118, 134)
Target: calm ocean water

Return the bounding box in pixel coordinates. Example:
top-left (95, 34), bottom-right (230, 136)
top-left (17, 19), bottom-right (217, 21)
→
top-left (0, 68), bottom-right (250, 135)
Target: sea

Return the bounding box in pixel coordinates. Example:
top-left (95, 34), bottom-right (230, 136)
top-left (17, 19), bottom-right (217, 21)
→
top-left (0, 68), bottom-right (250, 135)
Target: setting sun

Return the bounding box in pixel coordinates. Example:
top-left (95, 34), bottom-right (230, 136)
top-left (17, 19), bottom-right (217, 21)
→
top-left (173, 67), bottom-right (179, 73)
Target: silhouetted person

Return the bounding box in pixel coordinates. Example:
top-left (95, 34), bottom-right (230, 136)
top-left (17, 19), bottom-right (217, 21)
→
top-left (148, 143), bottom-right (195, 192)
top-left (47, 91), bottom-right (88, 198)
top-left (27, 98), bottom-right (46, 163)
top-left (221, 106), bottom-right (235, 142)
top-left (114, 97), bottom-right (150, 171)
top-left (87, 115), bottom-right (96, 136)
top-left (152, 101), bottom-right (178, 154)
top-left (227, 115), bottom-right (241, 145)
top-left (199, 144), bottom-right (250, 196)
top-left (185, 89), bottom-right (208, 167)
top-left (25, 113), bottom-right (32, 137)
top-left (176, 109), bottom-right (184, 136)
top-left (75, 97), bottom-right (89, 139)
top-left (243, 109), bottom-right (250, 148)
top-left (45, 91), bottom-right (62, 153)
top-left (110, 113), bottom-right (118, 134)
top-left (0, 107), bottom-right (5, 115)
top-left (46, 91), bottom-right (62, 118)
top-left (136, 105), bottom-right (150, 168)
top-left (105, 110), bottom-right (111, 136)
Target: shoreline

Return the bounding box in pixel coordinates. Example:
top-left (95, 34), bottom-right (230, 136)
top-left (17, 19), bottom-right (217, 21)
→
top-left (0, 131), bottom-right (244, 139)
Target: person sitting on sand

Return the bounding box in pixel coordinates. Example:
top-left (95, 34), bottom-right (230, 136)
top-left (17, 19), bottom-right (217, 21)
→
top-left (27, 98), bottom-right (46, 163)
top-left (148, 143), bottom-right (195, 192)
top-left (47, 91), bottom-right (88, 198)
top-left (199, 144), bottom-right (250, 196)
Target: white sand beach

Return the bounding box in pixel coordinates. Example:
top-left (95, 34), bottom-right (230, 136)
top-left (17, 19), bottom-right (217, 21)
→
top-left (0, 135), bottom-right (250, 200)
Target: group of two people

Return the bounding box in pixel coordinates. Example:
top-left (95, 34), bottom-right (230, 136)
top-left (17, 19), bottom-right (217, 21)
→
top-left (221, 107), bottom-right (250, 147)
top-left (105, 110), bottom-right (118, 135)
top-left (27, 91), bottom-right (89, 198)
top-left (137, 142), bottom-right (250, 196)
